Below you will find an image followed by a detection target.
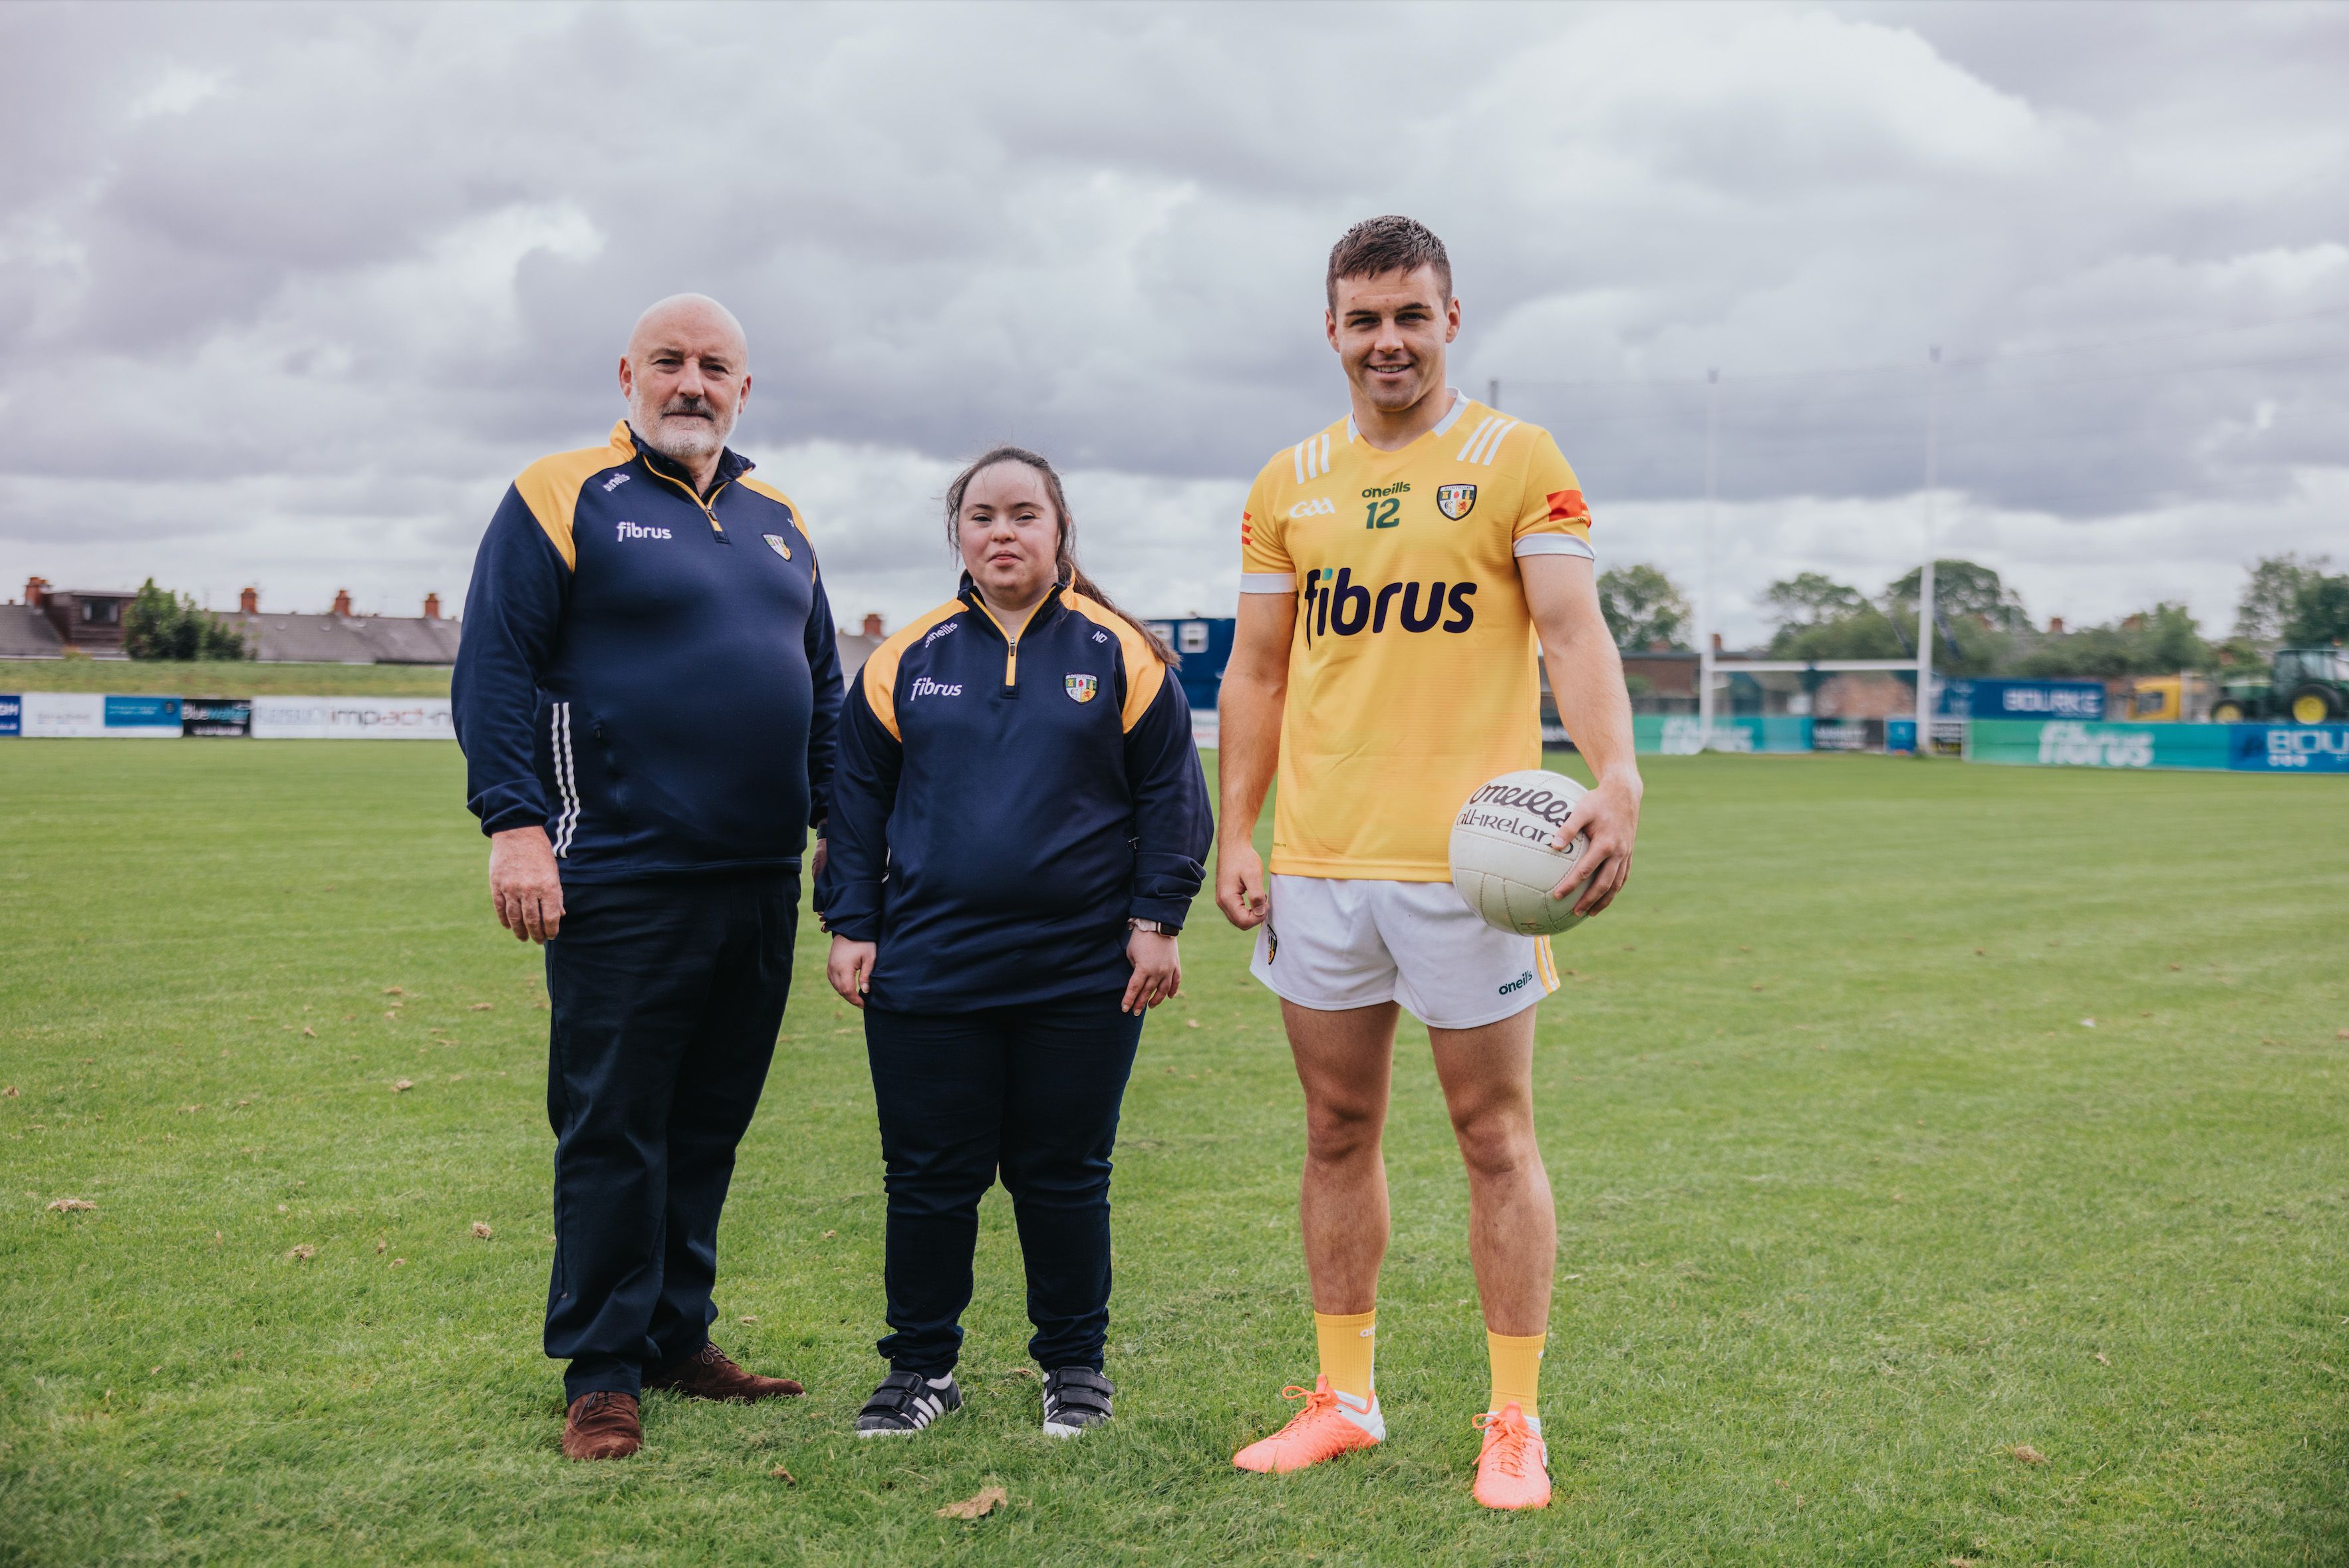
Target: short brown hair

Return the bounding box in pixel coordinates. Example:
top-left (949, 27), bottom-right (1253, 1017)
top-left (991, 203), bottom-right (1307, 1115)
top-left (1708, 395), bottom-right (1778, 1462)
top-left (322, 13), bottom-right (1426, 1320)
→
top-left (1325, 215), bottom-right (1452, 309)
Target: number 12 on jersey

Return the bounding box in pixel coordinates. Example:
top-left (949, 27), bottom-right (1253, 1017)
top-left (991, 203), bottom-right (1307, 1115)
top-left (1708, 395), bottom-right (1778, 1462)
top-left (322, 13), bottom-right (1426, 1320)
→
top-left (1363, 497), bottom-right (1400, 529)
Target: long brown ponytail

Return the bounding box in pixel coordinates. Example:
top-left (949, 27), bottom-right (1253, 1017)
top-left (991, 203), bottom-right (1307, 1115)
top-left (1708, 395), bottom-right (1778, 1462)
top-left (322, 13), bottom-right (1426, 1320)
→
top-left (943, 445), bottom-right (1178, 666)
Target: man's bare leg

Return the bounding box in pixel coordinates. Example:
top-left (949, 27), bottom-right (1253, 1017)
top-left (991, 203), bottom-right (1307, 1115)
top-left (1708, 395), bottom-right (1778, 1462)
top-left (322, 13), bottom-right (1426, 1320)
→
top-left (1283, 999), bottom-right (1399, 1313)
top-left (1427, 1005), bottom-right (1554, 1336)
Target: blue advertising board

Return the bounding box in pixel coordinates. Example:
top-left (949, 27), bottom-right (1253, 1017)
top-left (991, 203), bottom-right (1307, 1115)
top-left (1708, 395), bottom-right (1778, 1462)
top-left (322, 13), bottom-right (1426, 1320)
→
top-left (1937, 678), bottom-right (2104, 721)
top-left (2229, 723), bottom-right (2349, 773)
top-left (0, 695), bottom-right (18, 737)
top-left (1143, 616), bottom-right (1234, 716)
top-left (104, 695), bottom-right (182, 733)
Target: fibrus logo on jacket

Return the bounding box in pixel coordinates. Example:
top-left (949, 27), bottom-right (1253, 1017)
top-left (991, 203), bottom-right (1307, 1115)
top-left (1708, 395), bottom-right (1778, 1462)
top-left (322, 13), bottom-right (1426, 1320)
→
top-left (815, 576), bottom-right (1214, 1013)
top-left (453, 421), bottom-right (843, 880)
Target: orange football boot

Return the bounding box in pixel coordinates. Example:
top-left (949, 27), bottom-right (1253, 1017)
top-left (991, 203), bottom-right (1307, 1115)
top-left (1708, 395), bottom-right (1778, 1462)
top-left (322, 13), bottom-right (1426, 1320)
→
top-left (1232, 1375), bottom-right (1384, 1474)
top-left (1471, 1402), bottom-right (1551, 1510)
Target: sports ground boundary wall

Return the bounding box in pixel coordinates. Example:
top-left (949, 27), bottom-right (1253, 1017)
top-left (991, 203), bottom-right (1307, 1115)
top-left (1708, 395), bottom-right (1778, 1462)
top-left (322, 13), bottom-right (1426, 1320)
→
top-left (0, 693), bottom-right (453, 739)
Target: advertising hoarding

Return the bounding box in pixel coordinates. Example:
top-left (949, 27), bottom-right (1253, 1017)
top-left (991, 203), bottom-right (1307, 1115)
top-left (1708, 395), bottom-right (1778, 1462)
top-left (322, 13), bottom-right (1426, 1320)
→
top-left (16, 692), bottom-right (182, 737)
top-left (249, 696), bottom-right (455, 739)
top-left (0, 696), bottom-right (17, 736)
top-left (1937, 679), bottom-right (2106, 720)
top-left (181, 698), bottom-right (255, 737)
top-left (2228, 724), bottom-right (2349, 773)
top-left (1633, 716), bottom-right (1815, 755)
top-left (1969, 719), bottom-right (2231, 770)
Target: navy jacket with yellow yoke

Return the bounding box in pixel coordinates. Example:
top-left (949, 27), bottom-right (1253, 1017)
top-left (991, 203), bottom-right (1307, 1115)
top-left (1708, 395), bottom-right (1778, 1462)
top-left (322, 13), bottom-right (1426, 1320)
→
top-left (816, 579), bottom-right (1213, 1012)
top-left (452, 421), bottom-right (843, 882)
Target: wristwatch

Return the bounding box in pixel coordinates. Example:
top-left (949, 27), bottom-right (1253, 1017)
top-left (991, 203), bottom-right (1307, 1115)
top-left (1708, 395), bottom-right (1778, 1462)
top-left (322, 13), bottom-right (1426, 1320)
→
top-left (1129, 918), bottom-right (1174, 936)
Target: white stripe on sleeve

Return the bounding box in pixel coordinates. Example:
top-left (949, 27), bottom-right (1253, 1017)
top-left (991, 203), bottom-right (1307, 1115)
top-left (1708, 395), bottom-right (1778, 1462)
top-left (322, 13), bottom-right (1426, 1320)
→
top-left (1240, 572), bottom-right (1298, 594)
top-left (1513, 535), bottom-right (1595, 561)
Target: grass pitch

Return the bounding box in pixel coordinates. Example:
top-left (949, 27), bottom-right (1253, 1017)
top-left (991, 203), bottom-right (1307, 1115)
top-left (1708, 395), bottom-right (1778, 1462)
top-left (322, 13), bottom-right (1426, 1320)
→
top-left (2, 741), bottom-right (2345, 1565)
top-left (0, 659), bottom-right (450, 698)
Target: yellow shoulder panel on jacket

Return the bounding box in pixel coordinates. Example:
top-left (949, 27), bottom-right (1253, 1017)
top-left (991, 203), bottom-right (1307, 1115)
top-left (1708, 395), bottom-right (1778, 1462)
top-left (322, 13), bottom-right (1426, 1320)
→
top-left (861, 600), bottom-right (966, 741)
top-left (1065, 593), bottom-right (1167, 733)
top-left (512, 422), bottom-right (635, 571)
top-left (738, 476), bottom-right (808, 533)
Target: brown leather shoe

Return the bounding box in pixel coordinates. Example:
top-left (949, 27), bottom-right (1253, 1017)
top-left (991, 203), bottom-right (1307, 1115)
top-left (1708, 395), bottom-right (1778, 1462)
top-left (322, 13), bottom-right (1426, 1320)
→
top-left (562, 1390), bottom-right (642, 1460)
top-left (646, 1343), bottom-right (804, 1402)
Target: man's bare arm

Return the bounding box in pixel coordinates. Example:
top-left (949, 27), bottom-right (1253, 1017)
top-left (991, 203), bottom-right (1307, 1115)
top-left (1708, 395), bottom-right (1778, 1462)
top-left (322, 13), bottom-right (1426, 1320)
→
top-left (1520, 553), bottom-right (1643, 915)
top-left (1214, 592), bottom-right (1297, 930)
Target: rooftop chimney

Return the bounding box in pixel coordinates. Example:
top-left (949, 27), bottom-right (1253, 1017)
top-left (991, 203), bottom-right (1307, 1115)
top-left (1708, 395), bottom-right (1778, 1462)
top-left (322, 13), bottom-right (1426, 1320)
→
top-left (332, 588), bottom-right (352, 617)
top-left (423, 592), bottom-right (441, 620)
top-left (239, 586), bottom-right (259, 614)
top-left (2047, 615), bottom-right (2064, 635)
top-left (25, 576), bottom-right (48, 609)
top-left (861, 612), bottom-right (885, 638)
top-left (1710, 632), bottom-right (1724, 654)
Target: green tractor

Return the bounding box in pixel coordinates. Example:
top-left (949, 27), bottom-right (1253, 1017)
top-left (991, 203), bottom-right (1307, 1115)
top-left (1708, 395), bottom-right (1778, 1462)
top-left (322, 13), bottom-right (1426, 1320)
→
top-left (2211, 647), bottom-right (2349, 725)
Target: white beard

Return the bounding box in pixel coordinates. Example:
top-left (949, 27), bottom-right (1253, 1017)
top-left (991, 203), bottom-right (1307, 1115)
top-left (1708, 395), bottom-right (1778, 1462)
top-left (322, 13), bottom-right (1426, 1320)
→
top-left (632, 397), bottom-right (735, 464)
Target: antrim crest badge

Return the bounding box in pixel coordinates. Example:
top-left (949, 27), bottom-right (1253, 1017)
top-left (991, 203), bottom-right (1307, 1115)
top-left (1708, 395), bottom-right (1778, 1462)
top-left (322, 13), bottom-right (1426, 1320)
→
top-left (1437, 483), bottom-right (1478, 521)
top-left (1065, 674), bottom-right (1100, 704)
top-left (762, 533), bottom-right (791, 560)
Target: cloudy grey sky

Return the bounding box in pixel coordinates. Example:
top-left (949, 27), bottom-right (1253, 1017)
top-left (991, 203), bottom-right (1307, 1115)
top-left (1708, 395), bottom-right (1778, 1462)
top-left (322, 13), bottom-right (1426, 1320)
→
top-left (3, 0), bottom-right (2344, 642)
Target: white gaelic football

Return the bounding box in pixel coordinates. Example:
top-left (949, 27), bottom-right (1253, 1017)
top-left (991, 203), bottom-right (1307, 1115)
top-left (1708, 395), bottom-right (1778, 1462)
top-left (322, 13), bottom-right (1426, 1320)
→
top-left (1450, 769), bottom-right (1593, 936)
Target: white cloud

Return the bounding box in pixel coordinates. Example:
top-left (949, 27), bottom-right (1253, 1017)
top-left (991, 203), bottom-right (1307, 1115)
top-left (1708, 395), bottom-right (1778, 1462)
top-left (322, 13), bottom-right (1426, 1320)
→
top-left (0, 0), bottom-right (2344, 639)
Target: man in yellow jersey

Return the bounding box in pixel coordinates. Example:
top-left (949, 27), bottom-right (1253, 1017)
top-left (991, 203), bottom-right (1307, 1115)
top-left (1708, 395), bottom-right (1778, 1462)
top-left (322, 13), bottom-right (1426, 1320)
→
top-left (1217, 217), bottom-right (1642, 1511)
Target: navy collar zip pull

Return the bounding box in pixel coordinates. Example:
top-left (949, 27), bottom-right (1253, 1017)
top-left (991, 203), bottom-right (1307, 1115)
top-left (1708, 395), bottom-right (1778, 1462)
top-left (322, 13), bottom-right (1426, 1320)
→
top-left (626, 426), bottom-right (754, 544)
top-left (956, 573), bottom-right (1071, 694)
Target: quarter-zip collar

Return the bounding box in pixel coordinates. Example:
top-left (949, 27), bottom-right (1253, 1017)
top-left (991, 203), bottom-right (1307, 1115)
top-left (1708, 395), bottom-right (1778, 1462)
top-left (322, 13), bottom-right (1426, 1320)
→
top-left (618, 420), bottom-right (753, 539)
top-left (957, 571), bottom-right (1069, 690)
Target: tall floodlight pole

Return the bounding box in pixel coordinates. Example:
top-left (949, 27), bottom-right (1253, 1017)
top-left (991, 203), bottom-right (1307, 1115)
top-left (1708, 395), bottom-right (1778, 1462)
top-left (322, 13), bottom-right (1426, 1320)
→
top-left (1913, 345), bottom-right (1942, 751)
top-left (1699, 368), bottom-right (1719, 746)
top-left (1488, 377), bottom-right (1500, 410)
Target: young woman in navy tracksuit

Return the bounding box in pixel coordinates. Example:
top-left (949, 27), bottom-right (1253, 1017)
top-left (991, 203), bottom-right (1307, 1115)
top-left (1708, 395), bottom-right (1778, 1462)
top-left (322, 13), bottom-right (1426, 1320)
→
top-left (816, 446), bottom-right (1213, 1439)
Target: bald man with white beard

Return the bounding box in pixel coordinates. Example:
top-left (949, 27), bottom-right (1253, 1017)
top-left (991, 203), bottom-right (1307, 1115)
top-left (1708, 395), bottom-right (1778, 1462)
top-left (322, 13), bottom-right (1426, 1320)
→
top-left (453, 295), bottom-right (844, 1460)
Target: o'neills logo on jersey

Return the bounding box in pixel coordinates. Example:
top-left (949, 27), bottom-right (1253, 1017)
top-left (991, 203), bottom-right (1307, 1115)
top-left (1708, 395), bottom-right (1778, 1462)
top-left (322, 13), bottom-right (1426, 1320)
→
top-left (1299, 567), bottom-right (1476, 645)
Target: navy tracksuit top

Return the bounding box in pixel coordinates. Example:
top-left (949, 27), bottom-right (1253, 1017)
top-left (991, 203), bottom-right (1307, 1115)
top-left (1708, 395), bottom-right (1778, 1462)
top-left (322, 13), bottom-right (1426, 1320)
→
top-left (452, 421), bottom-right (843, 880)
top-left (815, 578), bottom-right (1214, 1012)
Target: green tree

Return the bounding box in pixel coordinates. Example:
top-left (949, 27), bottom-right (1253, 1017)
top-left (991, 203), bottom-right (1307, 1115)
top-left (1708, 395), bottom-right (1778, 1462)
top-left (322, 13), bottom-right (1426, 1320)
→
top-left (2009, 601), bottom-right (2210, 678)
top-left (2283, 572), bottom-right (2349, 646)
top-left (2235, 553), bottom-right (2329, 642)
top-left (1596, 563), bottom-right (1690, 650)
top-left (1762, 571), bottom-right (1868, 631)
top-left (1881, 559), bottom-right (2026, 676)
top-left (1885, 559), bottom-right (2030, 634)
top-left (123, 579), bottom-right (247, 662)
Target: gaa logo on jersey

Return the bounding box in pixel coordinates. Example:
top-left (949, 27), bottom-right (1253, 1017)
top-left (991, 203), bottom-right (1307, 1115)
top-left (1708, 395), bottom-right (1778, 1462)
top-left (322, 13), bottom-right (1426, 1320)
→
top-left (1064, 673), bottom-right (1099, 704)
top-left (1436, 483), bottom-right (1478, 521)
top-left (762, 533), bottom-right (791, 560)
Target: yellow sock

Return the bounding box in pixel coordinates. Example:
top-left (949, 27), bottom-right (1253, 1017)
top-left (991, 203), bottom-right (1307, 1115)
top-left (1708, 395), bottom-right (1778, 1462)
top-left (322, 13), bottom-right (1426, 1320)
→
top-left (1487, 1330), bottom-right (1545, 1420)
top-left (1313, 1309), bottom-right (1377, 1405)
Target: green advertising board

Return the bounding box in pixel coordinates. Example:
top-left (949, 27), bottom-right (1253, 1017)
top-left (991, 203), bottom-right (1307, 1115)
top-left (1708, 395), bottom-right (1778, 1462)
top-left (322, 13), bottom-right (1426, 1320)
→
top-left (1967, 719), bottom-right (2232, 771)
top-left (1631, 716), bottom-right (1814, 754)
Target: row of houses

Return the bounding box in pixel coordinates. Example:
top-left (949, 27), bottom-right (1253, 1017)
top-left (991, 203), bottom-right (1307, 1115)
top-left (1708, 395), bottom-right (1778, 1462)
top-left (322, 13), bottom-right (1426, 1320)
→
top-left (1, 579), bottom-right (462, 664)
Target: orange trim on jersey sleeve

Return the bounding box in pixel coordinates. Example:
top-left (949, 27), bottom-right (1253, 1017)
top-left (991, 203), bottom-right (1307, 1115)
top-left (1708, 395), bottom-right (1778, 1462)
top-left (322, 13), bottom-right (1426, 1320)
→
top-left (738, 475), bottom-right (807, 532)
top-left (511, 422), bottom-right (636, 571)
top-left (1065, 592), bottom-right (1169, 732)
top-left (860, 599), bottom-right (965, 741)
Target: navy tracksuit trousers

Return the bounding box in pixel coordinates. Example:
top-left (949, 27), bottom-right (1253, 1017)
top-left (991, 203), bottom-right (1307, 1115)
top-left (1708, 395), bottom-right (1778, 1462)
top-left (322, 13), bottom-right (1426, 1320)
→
top-left (542, 872), bottom-right (798, 1402)
top-left (864, 993), bottom-right (1144, 1376)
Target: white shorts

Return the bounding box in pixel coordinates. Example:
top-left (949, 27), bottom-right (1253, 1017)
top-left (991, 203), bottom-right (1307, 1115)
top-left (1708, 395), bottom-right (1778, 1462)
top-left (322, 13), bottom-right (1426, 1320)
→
top-left (1248, 874), bottom-right (1560, 1031)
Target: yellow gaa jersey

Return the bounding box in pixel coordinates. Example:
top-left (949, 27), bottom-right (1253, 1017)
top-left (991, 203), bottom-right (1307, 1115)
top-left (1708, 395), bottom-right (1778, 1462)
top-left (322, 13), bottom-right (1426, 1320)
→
top-left (1240, 392), bottom-right (1593, 880)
